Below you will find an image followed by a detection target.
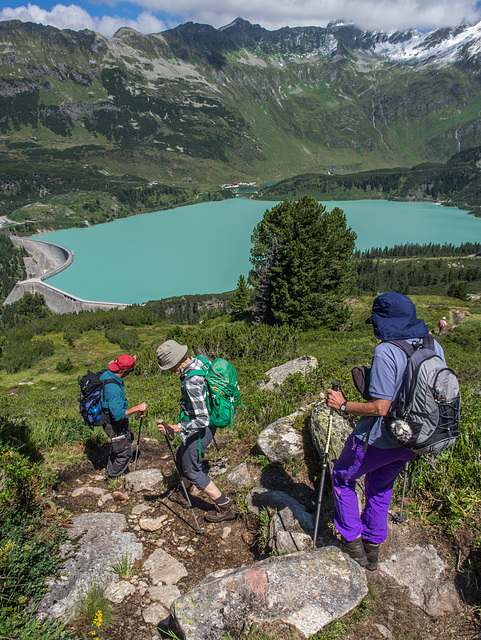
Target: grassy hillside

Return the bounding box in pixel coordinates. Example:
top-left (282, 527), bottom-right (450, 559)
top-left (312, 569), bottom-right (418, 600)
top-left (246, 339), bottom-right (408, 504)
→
top-left (1, 291), bottom-right (480, 638)
top-left (255, 145), bottom-right (481, 213)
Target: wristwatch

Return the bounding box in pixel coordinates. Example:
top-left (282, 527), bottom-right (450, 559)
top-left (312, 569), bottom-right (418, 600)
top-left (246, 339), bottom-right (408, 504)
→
top-left (340, 399), bottom-right (348, 413)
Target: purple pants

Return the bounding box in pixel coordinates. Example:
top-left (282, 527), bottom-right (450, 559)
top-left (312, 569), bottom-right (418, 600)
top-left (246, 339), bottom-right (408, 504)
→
top-left (332, 432), bottom-right (415, 544)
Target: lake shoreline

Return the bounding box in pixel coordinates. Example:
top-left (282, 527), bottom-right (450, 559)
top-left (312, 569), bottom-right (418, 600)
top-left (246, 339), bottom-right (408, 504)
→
top-left (35, 199), bottom-right (481, 305)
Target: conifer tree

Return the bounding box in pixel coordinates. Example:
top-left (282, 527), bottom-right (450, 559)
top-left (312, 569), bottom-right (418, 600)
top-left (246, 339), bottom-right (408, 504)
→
top-left (249, 196), bottom-right (357, 328)
top-left (230, 275), bottom-right (250, 319)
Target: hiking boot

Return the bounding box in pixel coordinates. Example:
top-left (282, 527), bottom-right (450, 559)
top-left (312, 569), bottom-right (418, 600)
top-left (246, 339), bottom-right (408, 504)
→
top-left (167, 485), bottom-right (191, 509)
top-left (340, 536), bottom-right (369, 568)
top-left (363, 540), bottom-right (380, 571)
top-left (204, 499), bottom-right (236, 523)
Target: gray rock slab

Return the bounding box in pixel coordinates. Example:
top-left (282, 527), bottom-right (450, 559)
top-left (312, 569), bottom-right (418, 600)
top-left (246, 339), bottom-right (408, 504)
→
top-left (259, 356), bottom-right (318, 392)
top-left (143, 602), bottom-right (170, 625)
top-left (173, 546), bottom-right (367, 639)
top-left (71, 486), bottom-right (107, 498)
top-left (226, 461), bottom-right (252, 487)
top-left (269, 507), bottom-right (316, 554)
top-left (105, 579), bottom-right (136, 603)
top-left (36, 513), bottom-right (143, 621)
top-left (139, 515), bottom-right (169, 531)
top-left (143, 548), bottom-right (188, 585)
top-left (149, 585), bottom-right (181, 608)
top-left (246, 487), bottom-right (314, 535)
top-left (257, 404), bottom-right (314, 463)
top-left (124, 468), bottom-right (164, 493)
top-left (379, 544), bottom-right (461, 616)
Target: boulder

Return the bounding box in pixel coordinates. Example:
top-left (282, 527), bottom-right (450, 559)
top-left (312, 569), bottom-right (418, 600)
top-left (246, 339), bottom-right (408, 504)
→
top-left (172, 546), bottom-right (368, 639)
top-left (257, 404), bottom-right (314, 463)
top-left (36, 513), bottom-right (143, 621)
top-left (309, 401), bottom-right (352, 465)
top-left (379, 544), bottom-right (461, 616)
top-left (246, 487), bottom-right (314, 536)
top-left (124, 468), bottom-right (164, 493)
top-left (269, 507), bottom-right (316, 554)
top-left (259, 356), bottom-right (318, 392)
top-left (143, 548), bottom-right (188, 586)
top-left (226, 461), bottom-right (252, 487)
top-left (105, 579), bottom-right (136, 603)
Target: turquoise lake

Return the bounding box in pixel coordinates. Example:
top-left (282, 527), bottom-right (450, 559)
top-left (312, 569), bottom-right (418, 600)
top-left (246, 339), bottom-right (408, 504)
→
top-left (42, 199), bottom-right (481, 304)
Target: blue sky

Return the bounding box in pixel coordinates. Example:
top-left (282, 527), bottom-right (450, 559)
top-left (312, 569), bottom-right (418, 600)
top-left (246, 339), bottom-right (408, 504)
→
top-left (1, 0), bottom-right (481, 36)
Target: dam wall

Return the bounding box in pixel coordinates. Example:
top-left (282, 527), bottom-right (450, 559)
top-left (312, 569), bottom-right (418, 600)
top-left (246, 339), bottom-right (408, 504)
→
top-left (10, 236), bottom-right (73, 280)
top-left (4, 237), bottom-right (128, 313)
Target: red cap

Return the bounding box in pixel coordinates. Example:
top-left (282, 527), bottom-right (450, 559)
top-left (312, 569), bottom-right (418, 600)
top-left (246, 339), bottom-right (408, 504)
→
top-left (108, 354), bottom-right (136, 373)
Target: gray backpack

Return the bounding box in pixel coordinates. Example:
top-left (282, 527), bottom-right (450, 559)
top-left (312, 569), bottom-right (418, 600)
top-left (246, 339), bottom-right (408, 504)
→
top-left (388, 338), bottom-right (461, 454)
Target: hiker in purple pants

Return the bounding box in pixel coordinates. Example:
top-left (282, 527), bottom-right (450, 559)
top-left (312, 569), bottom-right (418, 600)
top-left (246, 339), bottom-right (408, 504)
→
top-left (327, 292), bottom-right (444, 571)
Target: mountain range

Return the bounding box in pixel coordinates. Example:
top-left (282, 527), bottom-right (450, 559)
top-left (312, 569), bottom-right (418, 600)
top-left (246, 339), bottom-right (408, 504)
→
top-left (2, 17), bottom-right (481, 186)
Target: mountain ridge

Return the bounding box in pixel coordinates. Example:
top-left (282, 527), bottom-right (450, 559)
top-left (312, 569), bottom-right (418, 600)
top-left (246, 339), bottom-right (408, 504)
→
top-left (2, 17), bottom-right (481, 189)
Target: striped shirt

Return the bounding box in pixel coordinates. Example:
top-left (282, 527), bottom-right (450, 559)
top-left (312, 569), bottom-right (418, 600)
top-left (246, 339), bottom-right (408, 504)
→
top-left (178, 357), bottom-right (210, 443)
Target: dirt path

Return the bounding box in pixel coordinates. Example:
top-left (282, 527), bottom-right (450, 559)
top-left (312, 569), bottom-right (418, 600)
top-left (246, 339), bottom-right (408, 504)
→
top-left (52, 439), bottom-right (480, 640)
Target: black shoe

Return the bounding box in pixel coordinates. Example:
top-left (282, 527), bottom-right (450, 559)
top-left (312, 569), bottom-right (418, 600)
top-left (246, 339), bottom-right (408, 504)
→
top-left (167, 485), bottom-right (190, 509)
top-left (363, 540), bottom-right (380, 571)
top-left (204, 499), bottom-right (236, 523)
top-left (340, 536), bottom-right (369, 568)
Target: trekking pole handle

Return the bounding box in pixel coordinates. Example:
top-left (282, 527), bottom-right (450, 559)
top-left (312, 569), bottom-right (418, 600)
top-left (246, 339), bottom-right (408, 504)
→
top-left (331, 381), bottom-right (341, 392)
top-left (161, 420), bottom-right (176, 441)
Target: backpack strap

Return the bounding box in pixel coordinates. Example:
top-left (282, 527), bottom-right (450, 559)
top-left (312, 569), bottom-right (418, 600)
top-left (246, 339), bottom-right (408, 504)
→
top-left (386, 335), bottom-right (434, 357)
top-left (100, 375), bottom-right (122, 421)
top-left (180, 359), bottom-right (210, 458)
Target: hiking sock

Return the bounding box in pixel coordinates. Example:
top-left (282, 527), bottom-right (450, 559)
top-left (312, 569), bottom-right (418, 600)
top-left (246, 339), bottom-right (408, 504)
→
top-left (214, 493), bottom-right (229, 505)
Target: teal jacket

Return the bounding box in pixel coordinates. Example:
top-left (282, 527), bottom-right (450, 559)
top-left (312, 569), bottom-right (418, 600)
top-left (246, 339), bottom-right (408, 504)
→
top-left (100, 369), bottom-right (127, 422)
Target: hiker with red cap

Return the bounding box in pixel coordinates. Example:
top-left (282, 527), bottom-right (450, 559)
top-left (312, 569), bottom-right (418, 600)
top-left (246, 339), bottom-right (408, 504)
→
top-left (100, 354), bottom-right (147, 479)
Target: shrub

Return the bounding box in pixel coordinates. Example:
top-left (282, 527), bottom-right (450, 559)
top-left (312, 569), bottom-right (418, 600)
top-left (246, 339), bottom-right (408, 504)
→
top-left (104, 327), bottom-right (140, 351)
top-left (1, 337), bottom-right (55, 373)
top-left (56, 357), bottom-right (74, 373)
top-left (185, 323), bottom-right (300, 362)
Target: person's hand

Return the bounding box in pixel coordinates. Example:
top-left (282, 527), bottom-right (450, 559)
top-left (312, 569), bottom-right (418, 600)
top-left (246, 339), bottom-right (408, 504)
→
top-left (326, 388), bottom-right (346, 411)
top-left (157, 420), bottom-right (179, 435)
top-left (138, 402), bottom-right (147, 413)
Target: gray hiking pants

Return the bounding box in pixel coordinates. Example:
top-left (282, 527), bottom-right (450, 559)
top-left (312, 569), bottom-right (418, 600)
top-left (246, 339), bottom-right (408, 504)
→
top-left (176, 426), bottom-right (215, 491)
top-left (104, 418), bottom-right (133, 478)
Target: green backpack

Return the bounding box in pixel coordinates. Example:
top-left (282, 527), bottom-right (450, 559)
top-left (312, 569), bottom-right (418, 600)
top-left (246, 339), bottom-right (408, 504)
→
top-left (183, 355), bottom-right (244, 429)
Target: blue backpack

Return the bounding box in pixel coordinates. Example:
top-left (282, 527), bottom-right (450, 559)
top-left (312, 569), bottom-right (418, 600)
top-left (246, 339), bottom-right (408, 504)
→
top-left (79, 370), bottom-right (121, 427)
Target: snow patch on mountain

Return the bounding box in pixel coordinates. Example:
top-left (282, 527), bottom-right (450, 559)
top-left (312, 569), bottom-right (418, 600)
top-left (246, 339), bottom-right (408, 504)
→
top-left (371, 21), bottom-right (481, 65)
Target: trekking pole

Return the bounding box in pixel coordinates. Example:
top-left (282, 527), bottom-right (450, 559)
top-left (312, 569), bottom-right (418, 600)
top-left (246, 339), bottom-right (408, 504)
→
top-left (313, 381), bottom-right (340, 550)
top-left (105, 442), bottom-right (112, 481)
top-left (393, 462), bottom-right (409, 524)
top-left (161, 421), bottom-right (203, 535)
top-left (212, 434), bottom-right (227, 469)
top-left (133, 414), bottom-right (143, 472)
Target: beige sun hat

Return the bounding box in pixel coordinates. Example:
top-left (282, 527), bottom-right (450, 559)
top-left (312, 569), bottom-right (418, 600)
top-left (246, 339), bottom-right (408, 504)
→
top-left (156, 340), bottom-right (188, 370)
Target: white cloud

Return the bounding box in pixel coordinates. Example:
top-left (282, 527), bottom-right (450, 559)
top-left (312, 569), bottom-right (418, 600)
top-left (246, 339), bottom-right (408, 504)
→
top-left (0, 3), bottom-right (167, 36)
top-left (1, 0), bottom-right (481, 35)
top-left (138, 0), bottom-right (481, 32)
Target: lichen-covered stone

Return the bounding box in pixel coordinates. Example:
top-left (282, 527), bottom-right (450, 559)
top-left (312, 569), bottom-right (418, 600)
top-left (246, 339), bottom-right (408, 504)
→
top-left (259, 356), bottom-right (318, 392)
top-left (309, 402), bottom-right (352, 466)
top-left (172, 546), bottom-right (368, 639)
top-left (257, 404), bottom-right (314, 463)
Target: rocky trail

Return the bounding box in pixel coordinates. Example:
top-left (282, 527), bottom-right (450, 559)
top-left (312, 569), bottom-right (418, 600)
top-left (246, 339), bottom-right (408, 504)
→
top-left (41, 404), bottom-right (480, 640)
